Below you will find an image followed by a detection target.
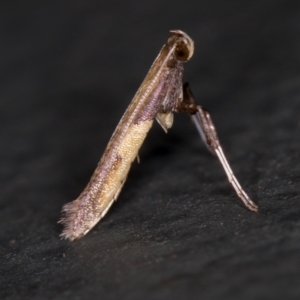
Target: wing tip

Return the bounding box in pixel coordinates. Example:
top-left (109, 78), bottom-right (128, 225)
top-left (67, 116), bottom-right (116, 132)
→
top-left (58, 199), bottom-right (81, 241)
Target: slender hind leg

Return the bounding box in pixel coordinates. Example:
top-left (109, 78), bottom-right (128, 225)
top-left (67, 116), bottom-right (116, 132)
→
top-left (178, 83), bottom-right (258, 212)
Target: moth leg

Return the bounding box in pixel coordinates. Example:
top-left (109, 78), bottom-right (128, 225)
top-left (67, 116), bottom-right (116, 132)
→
top-left (179, 83), bottom-right (258, 212)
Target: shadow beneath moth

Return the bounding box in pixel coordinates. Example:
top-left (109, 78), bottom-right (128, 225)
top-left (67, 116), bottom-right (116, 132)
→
top-left (60, 30), bottom-right (258, 241)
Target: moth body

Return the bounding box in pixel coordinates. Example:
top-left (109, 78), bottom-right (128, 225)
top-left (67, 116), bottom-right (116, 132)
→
top-left (60, 30), bottom-right (257, 241)
top-left (60, 30), bottom-right (193, 240)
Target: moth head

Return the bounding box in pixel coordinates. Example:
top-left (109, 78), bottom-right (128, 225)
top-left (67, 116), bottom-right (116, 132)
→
top-left (169, 30), bottom-right (194, 62)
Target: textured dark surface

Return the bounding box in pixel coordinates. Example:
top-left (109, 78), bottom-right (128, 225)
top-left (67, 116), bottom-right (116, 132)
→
top-left (1, 1), bottom-right (300, 299)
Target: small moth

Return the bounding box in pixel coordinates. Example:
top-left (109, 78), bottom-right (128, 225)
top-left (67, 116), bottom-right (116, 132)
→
top-left (60, 30), bottom-right (258, 241)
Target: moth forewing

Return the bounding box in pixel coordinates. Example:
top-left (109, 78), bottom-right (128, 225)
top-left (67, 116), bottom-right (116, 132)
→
top-left (60, 30), bottom-right (194, 240)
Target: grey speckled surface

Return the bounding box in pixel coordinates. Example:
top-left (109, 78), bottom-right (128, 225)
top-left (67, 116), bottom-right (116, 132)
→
top-left (1, 1), bottom-right (300, 299)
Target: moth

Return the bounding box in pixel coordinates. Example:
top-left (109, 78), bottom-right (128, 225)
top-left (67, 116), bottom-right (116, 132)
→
top-left (60, 30), bottom-right (258, 241)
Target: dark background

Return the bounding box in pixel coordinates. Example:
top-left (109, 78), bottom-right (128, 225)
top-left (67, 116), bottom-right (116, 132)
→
top-left (1, 1), bottom-right (300, 299)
